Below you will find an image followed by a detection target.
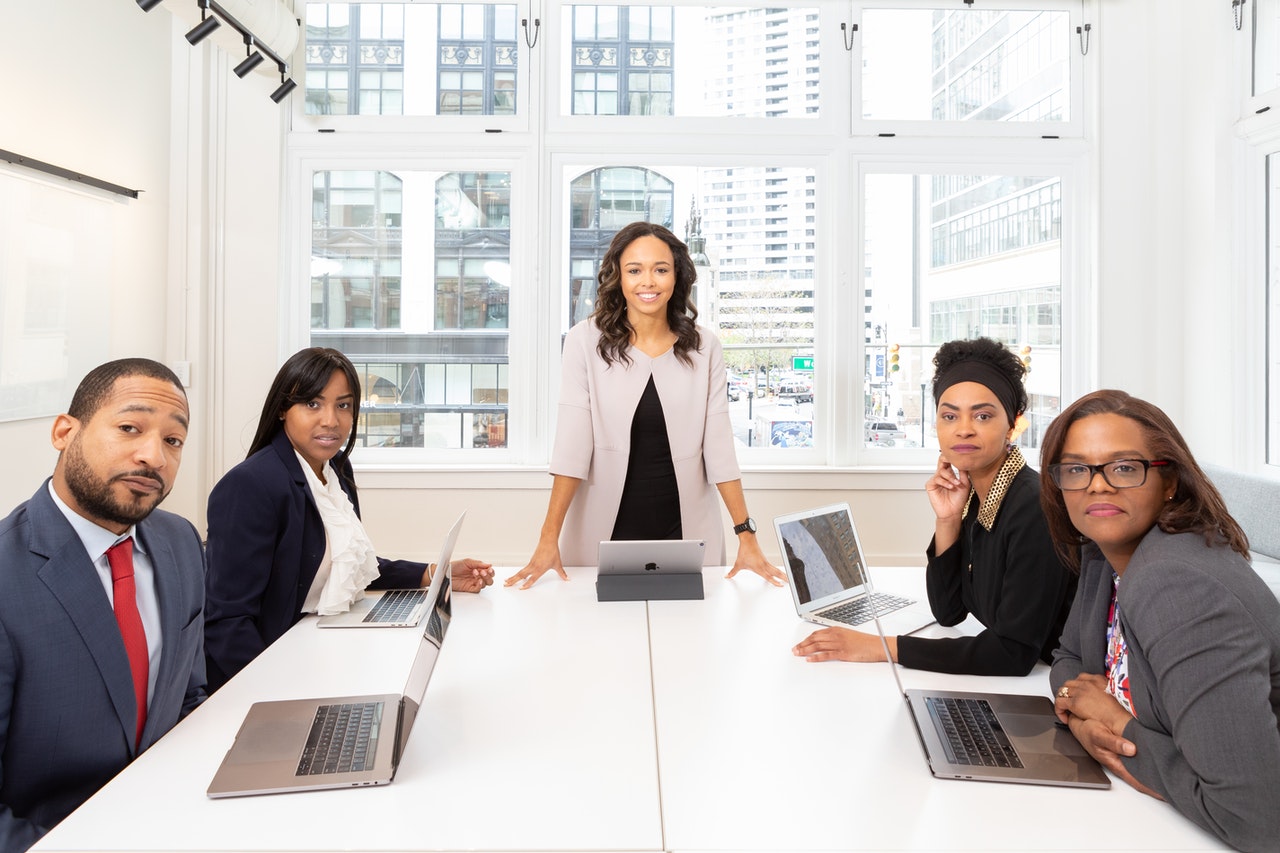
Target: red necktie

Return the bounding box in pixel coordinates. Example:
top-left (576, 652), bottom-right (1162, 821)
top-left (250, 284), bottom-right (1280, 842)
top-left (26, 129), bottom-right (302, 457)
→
top-left (106, 537), bottom-right (148, 748)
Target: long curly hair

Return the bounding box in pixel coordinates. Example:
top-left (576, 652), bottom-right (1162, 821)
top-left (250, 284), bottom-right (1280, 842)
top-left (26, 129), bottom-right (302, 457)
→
top-left (1039, 389), bottom-right (1249, 572)
top-left (592, 221), bottom-right (701, 367)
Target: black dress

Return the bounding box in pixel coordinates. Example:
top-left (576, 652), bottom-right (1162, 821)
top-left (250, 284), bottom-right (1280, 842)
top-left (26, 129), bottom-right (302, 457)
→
top-left (610, 375), bottom-right (682, 540)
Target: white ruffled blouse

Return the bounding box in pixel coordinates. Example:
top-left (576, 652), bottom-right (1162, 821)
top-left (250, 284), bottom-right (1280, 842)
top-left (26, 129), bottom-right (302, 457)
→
top-left (297, 451), bottom-right (381, 615)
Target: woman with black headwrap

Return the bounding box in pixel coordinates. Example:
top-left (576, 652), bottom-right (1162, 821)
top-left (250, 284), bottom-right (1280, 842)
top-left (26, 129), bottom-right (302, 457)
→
top-left (793, 338), bottom-right (1075, 675)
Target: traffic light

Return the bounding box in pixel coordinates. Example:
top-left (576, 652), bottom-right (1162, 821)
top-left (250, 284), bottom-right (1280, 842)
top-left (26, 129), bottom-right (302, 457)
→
top-left (888, 343), bottom-right (900, 373)
top-left (1019, 345), bottom-right (1032, 374)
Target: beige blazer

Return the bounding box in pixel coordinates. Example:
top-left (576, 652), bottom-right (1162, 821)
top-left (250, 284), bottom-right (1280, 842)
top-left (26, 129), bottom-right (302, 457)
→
top-left (550, 320), bottom-right (741, 567)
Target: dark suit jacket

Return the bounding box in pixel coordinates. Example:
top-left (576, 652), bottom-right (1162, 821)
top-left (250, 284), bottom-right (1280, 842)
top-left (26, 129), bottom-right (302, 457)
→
top-left (203, 430), bottom-right (426, 691)
top-left (0, 481), bottom-right (207, 852)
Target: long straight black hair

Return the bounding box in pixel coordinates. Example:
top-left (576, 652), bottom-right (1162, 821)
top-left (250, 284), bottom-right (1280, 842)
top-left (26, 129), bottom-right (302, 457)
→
top-left (246, 347), bottom-right (363, 466)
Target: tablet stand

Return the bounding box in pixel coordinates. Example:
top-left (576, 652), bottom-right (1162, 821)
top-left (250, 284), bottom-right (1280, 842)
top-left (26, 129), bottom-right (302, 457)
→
top-left (596, 572), bottom-right (705, 601)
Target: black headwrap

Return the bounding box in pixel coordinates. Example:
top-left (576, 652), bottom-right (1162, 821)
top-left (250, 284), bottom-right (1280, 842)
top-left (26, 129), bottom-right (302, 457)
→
top-left (932, 360), bottom-right (1021, 424)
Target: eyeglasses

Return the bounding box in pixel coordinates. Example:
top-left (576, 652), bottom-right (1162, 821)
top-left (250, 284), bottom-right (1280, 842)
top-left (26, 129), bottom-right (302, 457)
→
top-left (1046, 459), bottom-right (1172, 491)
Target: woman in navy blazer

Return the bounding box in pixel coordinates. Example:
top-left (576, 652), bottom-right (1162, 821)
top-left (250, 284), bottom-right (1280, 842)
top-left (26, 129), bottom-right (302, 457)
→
top-left (203, 348), bottom-right (492, 691)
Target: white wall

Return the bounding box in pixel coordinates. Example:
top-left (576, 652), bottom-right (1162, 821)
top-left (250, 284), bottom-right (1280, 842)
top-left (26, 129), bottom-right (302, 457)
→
top-left (1092, 0), bottom-right (1249, 471)
top-left (0, 0), bottom-right (285, 525)
top-left (0, 0), bottom-right (180, 510)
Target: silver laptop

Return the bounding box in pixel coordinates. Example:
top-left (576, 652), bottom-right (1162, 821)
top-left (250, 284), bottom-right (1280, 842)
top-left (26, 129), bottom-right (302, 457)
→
top-left (317, 512), bottom-right (464, 628)
top-left (865, 608), bottom-right (1110, 789)
top-left (206, 570), bottom-right (453, 798)
top-left (773, 503), bottom-right (934, 635)
top-left (597, 539), bottom-right (706, 576)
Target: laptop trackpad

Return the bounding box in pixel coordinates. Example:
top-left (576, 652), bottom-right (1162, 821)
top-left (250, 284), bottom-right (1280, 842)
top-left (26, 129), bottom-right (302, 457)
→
top-left (225, 720), bottom-right (307, 765)
top-left (1000, 713), bottom-right (1090, 757)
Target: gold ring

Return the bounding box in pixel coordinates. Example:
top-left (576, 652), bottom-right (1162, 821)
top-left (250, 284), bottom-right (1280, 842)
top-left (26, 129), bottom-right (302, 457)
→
top-left (1057, 686), bottom-right (1070, 698)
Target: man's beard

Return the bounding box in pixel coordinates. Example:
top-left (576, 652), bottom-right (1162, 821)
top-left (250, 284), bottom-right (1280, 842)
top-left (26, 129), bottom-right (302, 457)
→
top-left (63, 437), bottom-right (170, 528)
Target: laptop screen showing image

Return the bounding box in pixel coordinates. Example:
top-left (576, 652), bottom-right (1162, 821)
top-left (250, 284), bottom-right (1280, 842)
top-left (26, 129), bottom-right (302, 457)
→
top-left (776, 506), bottom-right (870, 607)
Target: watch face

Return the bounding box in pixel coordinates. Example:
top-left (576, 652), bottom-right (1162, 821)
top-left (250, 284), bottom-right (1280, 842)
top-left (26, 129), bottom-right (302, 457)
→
top-left (737, 518), bottom-right (757, 534)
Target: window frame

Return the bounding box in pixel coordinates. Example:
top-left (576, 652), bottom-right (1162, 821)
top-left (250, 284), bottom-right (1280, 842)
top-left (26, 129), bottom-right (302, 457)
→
top-left (851, 148), bottom-right (1090, 470)
top-left (282, 0), bottom-right (1096, 472)
top-left (293, 0), bottom-right (535, 134)
top-left (284, 141), bottom-right (540, 466)
top-left (1239, 7), bottom-right (1280, 472)
top-left (850, 0), bottom-right (1087, 140)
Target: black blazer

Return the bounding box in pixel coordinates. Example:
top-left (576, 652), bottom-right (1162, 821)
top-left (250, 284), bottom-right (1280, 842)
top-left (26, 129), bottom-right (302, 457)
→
top-left (897, 465), bottom-right (1075, 676)
top-left (203, 430), bottom-right (425, 691)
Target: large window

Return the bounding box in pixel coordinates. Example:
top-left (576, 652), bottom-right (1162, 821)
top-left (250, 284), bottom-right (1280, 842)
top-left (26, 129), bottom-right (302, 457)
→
top-left (290, 0), bottom-right (1088, 466)
top-left (857, 5), bottom-right (1076, 136)
top-left (310, 168), bottom-right (513, 450)
top-left (560, 5), bottom-right (822, 118)
top-left (305, 2), bottom-right (519, 116)
top-left (1255, 0), bottom-right (1280, 97)
top-left (864, 171), bottom-right (1063, 451)
top-left (1249, 10), bottom-right (1280, 468)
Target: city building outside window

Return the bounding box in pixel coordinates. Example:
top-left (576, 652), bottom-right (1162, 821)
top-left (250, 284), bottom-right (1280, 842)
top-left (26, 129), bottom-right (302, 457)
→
top-left (292, 0), bottom-right (1088, 465)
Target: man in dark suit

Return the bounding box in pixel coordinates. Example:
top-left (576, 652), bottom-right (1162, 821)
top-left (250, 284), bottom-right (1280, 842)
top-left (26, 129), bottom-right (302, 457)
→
top-left (0, 358), bottom-right (207, 852)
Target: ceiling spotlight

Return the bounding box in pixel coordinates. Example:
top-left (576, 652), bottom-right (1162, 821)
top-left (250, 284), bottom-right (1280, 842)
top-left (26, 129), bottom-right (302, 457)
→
top-left (185, 2), bottom-right (221, 45)
top-left (270, 76), bottom-right (298, 103)
top-left (137, 0), bottom-right (164, 11)
top-left (234, 49), bottom-right (264, 78)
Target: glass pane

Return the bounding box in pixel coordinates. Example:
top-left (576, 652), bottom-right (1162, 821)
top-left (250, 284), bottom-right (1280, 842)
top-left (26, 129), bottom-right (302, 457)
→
top-left (862, 8), bottom-right (1070, 123)
top-left (863, 173), bottom-right (1061, 450)
top-left (311, 169), bottom-right (513, 450)
top-left (564, 164), bottom-right (817, 452)
top-left (1257, 0), bottom-right (1280, 96)
top-left (563, 6), bottom-right (821, 118)
top-left (304, 2), bottom-right (519, 117)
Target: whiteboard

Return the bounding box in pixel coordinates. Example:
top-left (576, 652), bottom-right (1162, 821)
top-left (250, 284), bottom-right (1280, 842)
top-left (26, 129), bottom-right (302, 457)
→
top-left (0, 168), bottom-right (112, 422)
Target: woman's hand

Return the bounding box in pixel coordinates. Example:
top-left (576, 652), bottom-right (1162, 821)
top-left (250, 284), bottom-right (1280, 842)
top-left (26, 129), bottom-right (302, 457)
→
top-left (792, 626), bottom-right (895, 663)
top-left (1055, 674), bottom-right (1162, 799)
top-left (504, 539), bottom-right (569, 590)
top-left (925, 454), bottom-right (970, 522)
top-left (449, 558), bottom-right (494, 593)
top-left (1053, 674), bottom-right (1127, 727)
top-left (725, 535), bottom-right (787, 586)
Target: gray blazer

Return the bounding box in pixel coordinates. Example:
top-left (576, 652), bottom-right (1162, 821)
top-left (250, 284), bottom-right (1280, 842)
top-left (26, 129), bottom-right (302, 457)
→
top-left (551, 321), bottom-right (741, 567)
top-left (1052, 528), bottom-right (1280, 852)
top-left (0, 481), bottom-right (207, 852)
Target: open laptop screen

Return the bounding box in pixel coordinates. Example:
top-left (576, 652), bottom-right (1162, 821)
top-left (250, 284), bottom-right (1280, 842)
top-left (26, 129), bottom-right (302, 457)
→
top-left (775, 505), bottom-right (870, 607)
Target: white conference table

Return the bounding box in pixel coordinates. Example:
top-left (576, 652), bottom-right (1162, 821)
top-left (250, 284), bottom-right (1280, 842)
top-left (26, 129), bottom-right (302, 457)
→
top-left (34, 567), bottom-right (1227, 852)
top-left (34, 572), bottom-right (662, 853)
top-left (648, 568), bottom-right (1226, 852)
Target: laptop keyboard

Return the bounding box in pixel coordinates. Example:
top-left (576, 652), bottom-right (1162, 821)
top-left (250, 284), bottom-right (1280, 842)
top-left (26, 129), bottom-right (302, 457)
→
top-left (363, 589), bottom-right (426, 623)
top-left (818, 591), bottom-right (915, 627)
top-left (925, 696), bottom-right (1024, 769)
top-left (296, 701), bottom-right (382, 776)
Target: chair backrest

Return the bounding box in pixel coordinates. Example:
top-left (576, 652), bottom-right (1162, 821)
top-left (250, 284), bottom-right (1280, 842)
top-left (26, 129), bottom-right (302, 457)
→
top-left (1204, 465), bottom-right (1280, 562)
top-left (1204, 465), bottom-right (1280, 603)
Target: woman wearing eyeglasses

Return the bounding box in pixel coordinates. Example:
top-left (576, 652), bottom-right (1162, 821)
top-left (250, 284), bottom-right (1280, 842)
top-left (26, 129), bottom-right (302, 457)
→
top-left (1042, 390), bottom-right (1280, 852)
top-left (794, 337), bottom-right (1076, 675)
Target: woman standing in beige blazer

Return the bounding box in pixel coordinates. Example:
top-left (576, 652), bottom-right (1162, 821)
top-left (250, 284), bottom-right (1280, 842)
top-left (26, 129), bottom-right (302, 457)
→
top-left (505, 222), bottom-right (784, 589)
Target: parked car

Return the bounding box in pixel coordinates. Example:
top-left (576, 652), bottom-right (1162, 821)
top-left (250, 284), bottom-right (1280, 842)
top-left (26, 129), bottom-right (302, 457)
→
top-left (727, 382), bottom-right (741, 402)
top-left (777, 382), bottom-right (814, 404)
top-left (864, 420), bottom-right (907, 447)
